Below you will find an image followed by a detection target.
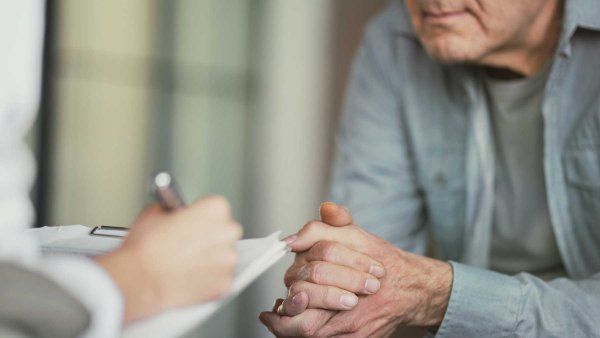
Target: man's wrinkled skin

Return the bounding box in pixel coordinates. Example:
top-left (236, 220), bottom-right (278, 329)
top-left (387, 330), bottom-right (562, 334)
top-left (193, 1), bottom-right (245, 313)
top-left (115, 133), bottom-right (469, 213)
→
top-left (405, 0), bottom-right (562, 77)
top-left (260, 204), bottom-right (452, 337)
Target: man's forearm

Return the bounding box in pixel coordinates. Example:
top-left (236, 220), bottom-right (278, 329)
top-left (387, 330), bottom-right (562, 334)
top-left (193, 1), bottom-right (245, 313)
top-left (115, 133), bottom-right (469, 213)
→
top-left (404, 257), bottom-right (453, 328)
top-left (436, 262), bottom-right (600, 337)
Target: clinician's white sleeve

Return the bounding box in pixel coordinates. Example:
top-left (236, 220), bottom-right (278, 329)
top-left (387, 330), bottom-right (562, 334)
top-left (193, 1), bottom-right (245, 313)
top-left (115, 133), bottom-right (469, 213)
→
top-left (0, 1), bottom-right (124, 337)
top-left (40, 257), bottom-right (124, 338)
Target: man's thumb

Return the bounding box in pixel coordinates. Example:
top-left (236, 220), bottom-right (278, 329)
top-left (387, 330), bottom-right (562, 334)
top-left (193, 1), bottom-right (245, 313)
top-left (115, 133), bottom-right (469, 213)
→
top-left (319, 202), bottom-right (353, 227)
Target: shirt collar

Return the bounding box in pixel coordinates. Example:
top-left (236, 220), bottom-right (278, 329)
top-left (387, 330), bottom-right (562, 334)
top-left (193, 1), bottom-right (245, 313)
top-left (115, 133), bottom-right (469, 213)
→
top-left (558, 0), bottom-right (600, 56)
top-left (566, 0), bottom-right (600, 32)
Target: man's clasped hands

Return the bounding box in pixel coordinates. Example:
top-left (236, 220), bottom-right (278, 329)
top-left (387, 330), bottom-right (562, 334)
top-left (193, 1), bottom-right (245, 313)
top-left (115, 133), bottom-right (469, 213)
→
top-left (259, 202), bottom-right (454, 337)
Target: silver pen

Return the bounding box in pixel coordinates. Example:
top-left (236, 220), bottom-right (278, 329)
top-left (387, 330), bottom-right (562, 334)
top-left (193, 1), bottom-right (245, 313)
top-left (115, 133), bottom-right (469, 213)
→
top-left (151, 171), bottom-right (186, 210)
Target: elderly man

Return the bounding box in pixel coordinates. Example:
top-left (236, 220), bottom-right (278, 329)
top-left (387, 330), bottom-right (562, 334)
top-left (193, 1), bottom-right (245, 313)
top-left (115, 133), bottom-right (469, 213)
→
top-left (260, 0), bottom-right (600, 336)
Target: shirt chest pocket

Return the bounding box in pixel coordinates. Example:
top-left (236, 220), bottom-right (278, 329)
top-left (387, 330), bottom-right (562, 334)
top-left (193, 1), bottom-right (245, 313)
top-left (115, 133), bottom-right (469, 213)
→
top-left (563, 148), bottom-right (600, 251)
top-left (561, 98), bottom-right (600, 269)
top-left (418, 151), bottom-right (466, 260)
top-left (564, 148), bottom-right (600, 190)
top-left (564, 98), bottom-right (600, 190)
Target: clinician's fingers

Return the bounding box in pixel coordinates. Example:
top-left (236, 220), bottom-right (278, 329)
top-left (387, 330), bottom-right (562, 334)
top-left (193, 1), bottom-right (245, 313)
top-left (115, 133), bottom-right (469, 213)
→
top-left (319, 202), bottom-right (353, 227)
top-left (279, 281), bottom-right (359, 316)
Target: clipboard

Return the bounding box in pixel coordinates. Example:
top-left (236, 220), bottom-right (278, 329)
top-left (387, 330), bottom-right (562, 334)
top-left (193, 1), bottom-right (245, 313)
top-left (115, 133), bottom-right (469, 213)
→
top-left (28, 225), bottom-right (124, 256)
top-left (89, 225), bottom-right (129, 238)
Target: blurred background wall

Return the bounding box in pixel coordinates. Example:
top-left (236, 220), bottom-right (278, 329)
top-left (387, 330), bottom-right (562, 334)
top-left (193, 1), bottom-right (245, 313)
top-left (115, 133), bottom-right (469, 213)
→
top-left (31, 0), bottom-right (388, 337)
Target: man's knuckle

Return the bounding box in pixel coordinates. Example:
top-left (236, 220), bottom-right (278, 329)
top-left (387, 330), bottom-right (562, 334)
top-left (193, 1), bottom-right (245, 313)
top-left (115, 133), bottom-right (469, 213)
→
top-left (353, 256), bottom-right (369, 270)
top-left (309, 241), bottom-right (324, 253)
top-left (284, 267), bottom-right (300, 287)
top-left (283, 276), bottom-right (293, 288)
top-left (319, 241), bottom-right (337, 262)
top-left (348, 224), bottom-right (361, 231)
top-left (352, 273), bottom-right (367, 292)
top-left (322, 286), bottom-right (334, 307)
top-left (345, 319), bottom-right (361, 333)
top-left (303, 220), bottom-right (321, 234)
top-left (289, 281), bottom-right (304, 296)
top-left (308, 262), bottom-right (324, 284)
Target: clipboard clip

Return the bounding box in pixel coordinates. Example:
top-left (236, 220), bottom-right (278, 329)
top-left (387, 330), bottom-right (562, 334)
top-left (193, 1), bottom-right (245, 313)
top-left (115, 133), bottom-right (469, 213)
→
top-left (90, 225), bottom-right (129, 238)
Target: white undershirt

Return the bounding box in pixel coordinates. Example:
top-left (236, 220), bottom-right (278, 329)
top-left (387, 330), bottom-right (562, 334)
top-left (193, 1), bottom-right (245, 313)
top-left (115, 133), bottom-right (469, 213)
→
top-left (0, 2), bottom-right (123, 337)
top-left (484, 67), bottom-right (565, 279)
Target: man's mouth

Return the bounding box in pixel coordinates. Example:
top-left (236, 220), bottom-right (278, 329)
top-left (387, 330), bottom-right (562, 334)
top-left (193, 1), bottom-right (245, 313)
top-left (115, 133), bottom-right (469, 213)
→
top-left (423, 9), bottom-right (468, 23)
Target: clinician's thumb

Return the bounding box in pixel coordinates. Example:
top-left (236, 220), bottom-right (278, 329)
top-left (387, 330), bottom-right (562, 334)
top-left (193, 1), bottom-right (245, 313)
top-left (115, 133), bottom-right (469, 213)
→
top-left (319, 202), bottom-right (353, 227)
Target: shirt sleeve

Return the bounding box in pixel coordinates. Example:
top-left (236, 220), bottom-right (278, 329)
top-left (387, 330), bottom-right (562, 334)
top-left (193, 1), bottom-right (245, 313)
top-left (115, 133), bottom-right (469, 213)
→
top-left (328, 14), bottom-right (426, 254)
top-left (436, 262), bottom-right (600, 337)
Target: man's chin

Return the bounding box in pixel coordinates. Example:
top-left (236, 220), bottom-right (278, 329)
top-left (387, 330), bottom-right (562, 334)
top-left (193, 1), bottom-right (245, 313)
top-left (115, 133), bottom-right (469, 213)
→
top-left (420, 36), bottom-right (483, 65)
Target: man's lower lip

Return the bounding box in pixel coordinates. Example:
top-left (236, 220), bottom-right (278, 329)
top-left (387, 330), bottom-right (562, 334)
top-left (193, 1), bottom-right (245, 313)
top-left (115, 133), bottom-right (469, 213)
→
top-left (423, 11), bottom-right (467, 22)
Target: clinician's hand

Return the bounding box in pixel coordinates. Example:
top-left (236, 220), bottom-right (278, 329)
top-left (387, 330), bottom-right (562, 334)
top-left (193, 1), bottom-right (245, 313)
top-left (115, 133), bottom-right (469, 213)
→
top-left (96, 195), bottom-right (242, 324)
top-left (261, 203), bottom-right (453, 337)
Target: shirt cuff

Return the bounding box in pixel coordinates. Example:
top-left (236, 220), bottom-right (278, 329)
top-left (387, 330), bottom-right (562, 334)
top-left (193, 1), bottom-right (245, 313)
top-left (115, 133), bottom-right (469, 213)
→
top-left (39, 256), bottom-right (124, 338)
top-left (435, 262), bottom-right (523, 338)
